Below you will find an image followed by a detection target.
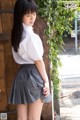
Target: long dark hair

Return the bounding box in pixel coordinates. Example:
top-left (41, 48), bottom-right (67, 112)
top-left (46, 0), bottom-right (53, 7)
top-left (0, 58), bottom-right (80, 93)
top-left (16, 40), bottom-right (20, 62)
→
top-left (11, 0), bottom-right (38, 52)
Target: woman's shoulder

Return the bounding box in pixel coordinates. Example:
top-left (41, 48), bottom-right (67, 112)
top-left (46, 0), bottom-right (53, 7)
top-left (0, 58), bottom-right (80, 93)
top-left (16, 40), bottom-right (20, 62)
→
top-left (31, 32), bottom-right (42, 42)
top-left (22, 30), bottom-right (31, 40)
top-left (21, 30), bottom-right (42, 45)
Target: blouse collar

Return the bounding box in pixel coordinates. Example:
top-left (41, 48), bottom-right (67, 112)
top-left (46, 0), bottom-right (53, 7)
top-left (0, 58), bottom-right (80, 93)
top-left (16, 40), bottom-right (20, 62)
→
top-left (22, 23), bottom-right (34, 33)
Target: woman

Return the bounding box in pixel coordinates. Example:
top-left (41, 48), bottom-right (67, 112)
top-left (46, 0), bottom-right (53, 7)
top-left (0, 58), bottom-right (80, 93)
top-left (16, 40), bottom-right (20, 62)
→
top-left (9, 0), bottom-right (51, 120)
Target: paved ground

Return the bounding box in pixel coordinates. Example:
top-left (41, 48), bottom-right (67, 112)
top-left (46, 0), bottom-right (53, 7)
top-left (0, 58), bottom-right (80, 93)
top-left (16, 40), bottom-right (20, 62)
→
top-left (59, 54), bottom-right (80, 120)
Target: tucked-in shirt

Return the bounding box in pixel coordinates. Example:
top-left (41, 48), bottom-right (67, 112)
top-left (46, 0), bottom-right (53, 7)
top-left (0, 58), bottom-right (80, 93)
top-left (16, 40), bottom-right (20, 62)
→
top-left (12, 23), bottom-right (44, 64)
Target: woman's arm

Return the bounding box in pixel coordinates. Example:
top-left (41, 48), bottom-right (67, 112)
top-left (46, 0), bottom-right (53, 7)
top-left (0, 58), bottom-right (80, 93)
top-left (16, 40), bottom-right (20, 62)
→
top-left (35, 59), bottom-right (48, 82)
top-left (35, 59), bottom-right (50, 96)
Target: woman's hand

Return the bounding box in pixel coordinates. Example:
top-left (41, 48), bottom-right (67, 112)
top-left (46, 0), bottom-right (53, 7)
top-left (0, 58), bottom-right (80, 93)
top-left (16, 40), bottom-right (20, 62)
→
top-left (43, 81), bottom-right (50, 97)
top-left (35, 60), bottom-right (50, 97)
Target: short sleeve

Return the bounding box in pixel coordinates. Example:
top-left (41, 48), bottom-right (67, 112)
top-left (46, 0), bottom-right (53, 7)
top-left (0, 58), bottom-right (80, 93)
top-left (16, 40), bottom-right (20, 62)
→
top-left (18, 34), bottom-right (44, 61)
top-left (28, 35), bottom-right (44, 61)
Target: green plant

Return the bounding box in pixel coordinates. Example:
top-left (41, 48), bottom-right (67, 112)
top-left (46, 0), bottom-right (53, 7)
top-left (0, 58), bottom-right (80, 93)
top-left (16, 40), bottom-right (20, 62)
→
top-left (36, 0), bottom-right (80, 99)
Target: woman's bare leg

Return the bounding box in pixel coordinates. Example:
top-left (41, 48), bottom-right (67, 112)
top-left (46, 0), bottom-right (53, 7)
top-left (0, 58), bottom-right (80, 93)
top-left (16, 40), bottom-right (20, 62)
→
top-left (28, 99), bottom-right (43, 120)
top-left (17, 104), bottom-right (28, 120)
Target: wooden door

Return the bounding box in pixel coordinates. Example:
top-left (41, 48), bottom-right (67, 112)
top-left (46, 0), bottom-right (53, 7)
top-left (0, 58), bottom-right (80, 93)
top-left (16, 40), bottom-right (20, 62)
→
top-left (0, 0), bottom-right (17, 120)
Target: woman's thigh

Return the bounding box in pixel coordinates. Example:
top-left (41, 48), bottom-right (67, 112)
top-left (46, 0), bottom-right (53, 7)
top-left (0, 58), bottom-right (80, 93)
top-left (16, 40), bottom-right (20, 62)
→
top-left (28, 99), bottom-right (43, 120)
top-left (17, 104), bottom-right (28, 120)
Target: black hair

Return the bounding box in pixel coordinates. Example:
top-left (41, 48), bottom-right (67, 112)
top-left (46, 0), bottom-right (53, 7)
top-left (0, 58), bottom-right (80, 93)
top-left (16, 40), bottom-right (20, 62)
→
top-left (11, 0), bottom-right (38, 52)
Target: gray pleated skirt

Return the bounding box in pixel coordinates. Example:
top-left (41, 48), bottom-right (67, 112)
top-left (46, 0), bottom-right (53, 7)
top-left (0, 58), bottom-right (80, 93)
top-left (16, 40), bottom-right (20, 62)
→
top-left (9, 64), bottom-right (52, 104)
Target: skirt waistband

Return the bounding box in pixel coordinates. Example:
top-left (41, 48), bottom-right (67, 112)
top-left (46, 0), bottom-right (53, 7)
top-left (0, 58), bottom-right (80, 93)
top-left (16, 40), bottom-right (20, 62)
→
top-left (20, 64), bottom-right (35, 66)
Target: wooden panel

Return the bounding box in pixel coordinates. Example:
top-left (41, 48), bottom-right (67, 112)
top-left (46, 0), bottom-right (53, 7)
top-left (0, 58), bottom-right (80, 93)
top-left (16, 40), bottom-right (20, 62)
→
top-left (0, 93), bottom-right (7, 111)
top-left (0, 44), bottom-right (4, 78)
top-left (8, 113), bottom-right (17, 120)
top-left (0, 43), bottom-right (7, 111)
top-left (0, 79), bottom-right (6, 93)
top-left (0, 50), bottom-right (4, 61)
top-left (1, 14), bottom-right (13, 33)
top-left (0, 0), bottom-right (12, 10)
top-left (1, 0), bottom-right (17, 115)
top-left (0, 78), bottom-right (7, 111)
top-left (0, 43), bottom-right (4, 50)
top-left (0, 15), bottom-right (2, 33)
top-left (3, 40), bottom-right (12, 54)
top-left (0, 61), bottom-right (4, 77)
top-left (4, 54), bottom-right (17, 97)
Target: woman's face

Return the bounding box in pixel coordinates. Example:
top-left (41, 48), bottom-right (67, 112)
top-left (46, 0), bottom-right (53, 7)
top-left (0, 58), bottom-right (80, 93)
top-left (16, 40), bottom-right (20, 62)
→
top-left (23, 12), bottom-right (36, 26)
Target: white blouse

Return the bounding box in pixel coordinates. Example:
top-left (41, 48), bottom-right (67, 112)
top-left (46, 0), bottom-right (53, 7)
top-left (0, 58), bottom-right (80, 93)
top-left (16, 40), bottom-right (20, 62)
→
top-left (12, 23), bottom-right (44, 64)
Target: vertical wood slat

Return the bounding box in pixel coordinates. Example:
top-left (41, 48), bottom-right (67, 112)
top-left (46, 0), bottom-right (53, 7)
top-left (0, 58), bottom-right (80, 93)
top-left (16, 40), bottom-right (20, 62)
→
top-left (0, 0), bottom-right (2, 34)
top-left (1, 13), bottom-right (13, 33)
top-left (0, 43), bottom-right (4, 78)
top-left (0, 0), bottom-right (1, 9)
top-left (0, 43), bottom-right (7, 111)
top-left (0, 91), bottom-right (7, 111)
top-left (0, 15), bottom-right (2, 33)
top-left (0, 61), bottom-right (4, 78)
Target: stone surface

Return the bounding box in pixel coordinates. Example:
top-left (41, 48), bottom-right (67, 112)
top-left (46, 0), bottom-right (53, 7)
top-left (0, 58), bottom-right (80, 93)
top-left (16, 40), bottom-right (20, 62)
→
top-left (59, 54), bottom-right (80, 120)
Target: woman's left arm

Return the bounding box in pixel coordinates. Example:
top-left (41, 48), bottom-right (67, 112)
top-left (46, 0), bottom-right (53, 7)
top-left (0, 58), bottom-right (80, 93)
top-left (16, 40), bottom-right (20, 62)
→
top-left (35, 59), bottom-right (50, 97)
